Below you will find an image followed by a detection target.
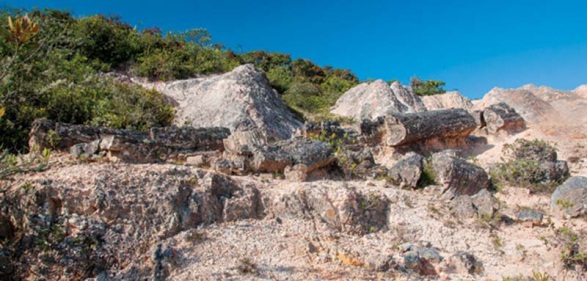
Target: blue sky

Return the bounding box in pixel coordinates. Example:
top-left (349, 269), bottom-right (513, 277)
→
top-left (2, 0), bottom-right (587, 99)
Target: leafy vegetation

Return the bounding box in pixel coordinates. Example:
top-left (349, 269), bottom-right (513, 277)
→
top-left (490, 139), bottom-right (568, 192)
top-left (0, 7), bottom-right (362, 152)
top-left (410, 77), bottom-right (446, 96)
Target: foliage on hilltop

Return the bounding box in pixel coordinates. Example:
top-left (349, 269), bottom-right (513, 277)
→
top-left (0, 7), bottom-right (446, 152)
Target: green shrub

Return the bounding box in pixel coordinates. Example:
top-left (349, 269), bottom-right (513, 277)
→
top-left (490, 139), bottom-right (566, 192)
top-left (410, 77), bottom-right (446, 96)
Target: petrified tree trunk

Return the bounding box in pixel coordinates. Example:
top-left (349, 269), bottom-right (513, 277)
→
top-left (29, 119), bottom-right (230, 162)
top-left (481, 102), bottom-right (525, 134)
top-left (361, 109), bottom-right (477, 147)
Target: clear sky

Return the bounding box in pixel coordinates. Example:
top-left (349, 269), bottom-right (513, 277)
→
top-left (2, 0), bottom-right (587, 99)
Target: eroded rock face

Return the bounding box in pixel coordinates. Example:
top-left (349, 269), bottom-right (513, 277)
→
top-left (331, 80), bottom-right (425, 121)
top-left (141, 64), bottom-right (302, 141)
top-left (474, 87), bottom-right (560, 124)
top-left (421, 91), bottom-right (473, 111)
top-left (270, 183), bottom-right (390, 235)
top-left (551, 176), bottom-right (587, 217)
top-left (0, 165), bottom-right (263, 280)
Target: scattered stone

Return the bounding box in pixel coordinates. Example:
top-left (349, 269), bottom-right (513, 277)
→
top-left (450, 195), bottom-right (477, 219)
top-left (471, 189), bottom-right (498, 218)
top-left (388, 152), bottom-right (423, 188)
top-left (431, 151), bottom-right (490, 198)
top-left (365, 254), bottom-right (393, 272)
top-left (402, 244), bottom-right (442, 276)
top-left (516, 210), bottom-right (544, 227)
top-left (446, 251), bottom-right (484, 275)
top-left (211, 158), bottom-right (234, 175)
top-left (551, 176), bottom-right (587, 217)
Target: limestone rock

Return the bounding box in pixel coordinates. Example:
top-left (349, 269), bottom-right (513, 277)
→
top-left (141, 64), bottom-right (302, 140)
top-left (551, 176), bottom-right (587, 217)
top-left (331, 80), bottom-right (425, 121)
top-left (474, 87), bottom-right (560, 124)
top-left (421, 91), bottom-right (473, 111)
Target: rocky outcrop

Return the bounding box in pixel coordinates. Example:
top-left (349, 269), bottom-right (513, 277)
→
top-left (421, 91), bottom-right (473, 111)
top-left (330, 80), bottom-right (425, 121)
top-left (551, 176), bottom-right (587, 217)
top-left (478, 102), bottom-right (526, 134)
top-left (141, 64), bottom-right (302, 141)
top-left (270, 184), bottom-right (390, 235)
top-left (474, 87), bottom-right (560, 124)
top-left (29, 119), bottom-right (230, 163)
top-left (0, 165), bottom-right (263, 280)
top-left (431, 151), bottom-right (490, 198)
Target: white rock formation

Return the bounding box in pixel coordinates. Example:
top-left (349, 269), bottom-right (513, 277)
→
top-left (330, 80), bottom-right (426, 121)
top-left (421, 91), bottom-right (473, 111)
top-left (139, 64), bottom-right (302, 141)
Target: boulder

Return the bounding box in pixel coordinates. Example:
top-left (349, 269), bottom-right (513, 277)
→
top-left (479, 102), bottom-right (526, 134)
top-left (421, 91), bottom-right (473, 111)
top-left (140, 64), bottom-right (302, 141)
top-left (474, 87), bottom-right (560, 124)
top-left (331, 80), bottom-right (425, 121)
top-left (516, 210), bottom-right (544, 226)
top-left (431, 151), bottom-right (490, 198)
top-left (388, 152), bottom-right (424, 188)
top-left (402, 244), bottom-right (442, 276)
top-left (551, 176), bottom-right (587, 217)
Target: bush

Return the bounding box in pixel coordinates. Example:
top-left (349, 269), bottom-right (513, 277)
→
top-left (0, 7), bottom-right (361, 151)
top-left (410, 77), bottom-right (446, 96)
top-left (490, 139), bottom-right (567, 192)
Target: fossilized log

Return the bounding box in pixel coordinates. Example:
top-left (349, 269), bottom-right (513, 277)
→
top-left (29, 119), bottom-right (230, 162)
top-left (480, 102), bottom-right (525, 134)
top-left (361, 109), bottom-right (477, 147)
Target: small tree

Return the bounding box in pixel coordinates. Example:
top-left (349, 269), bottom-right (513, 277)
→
top-left (410, 77), bottom-right (446, 96)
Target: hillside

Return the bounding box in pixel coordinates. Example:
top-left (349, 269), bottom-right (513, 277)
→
top-left (1, 8), bottom-right (587, 281)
